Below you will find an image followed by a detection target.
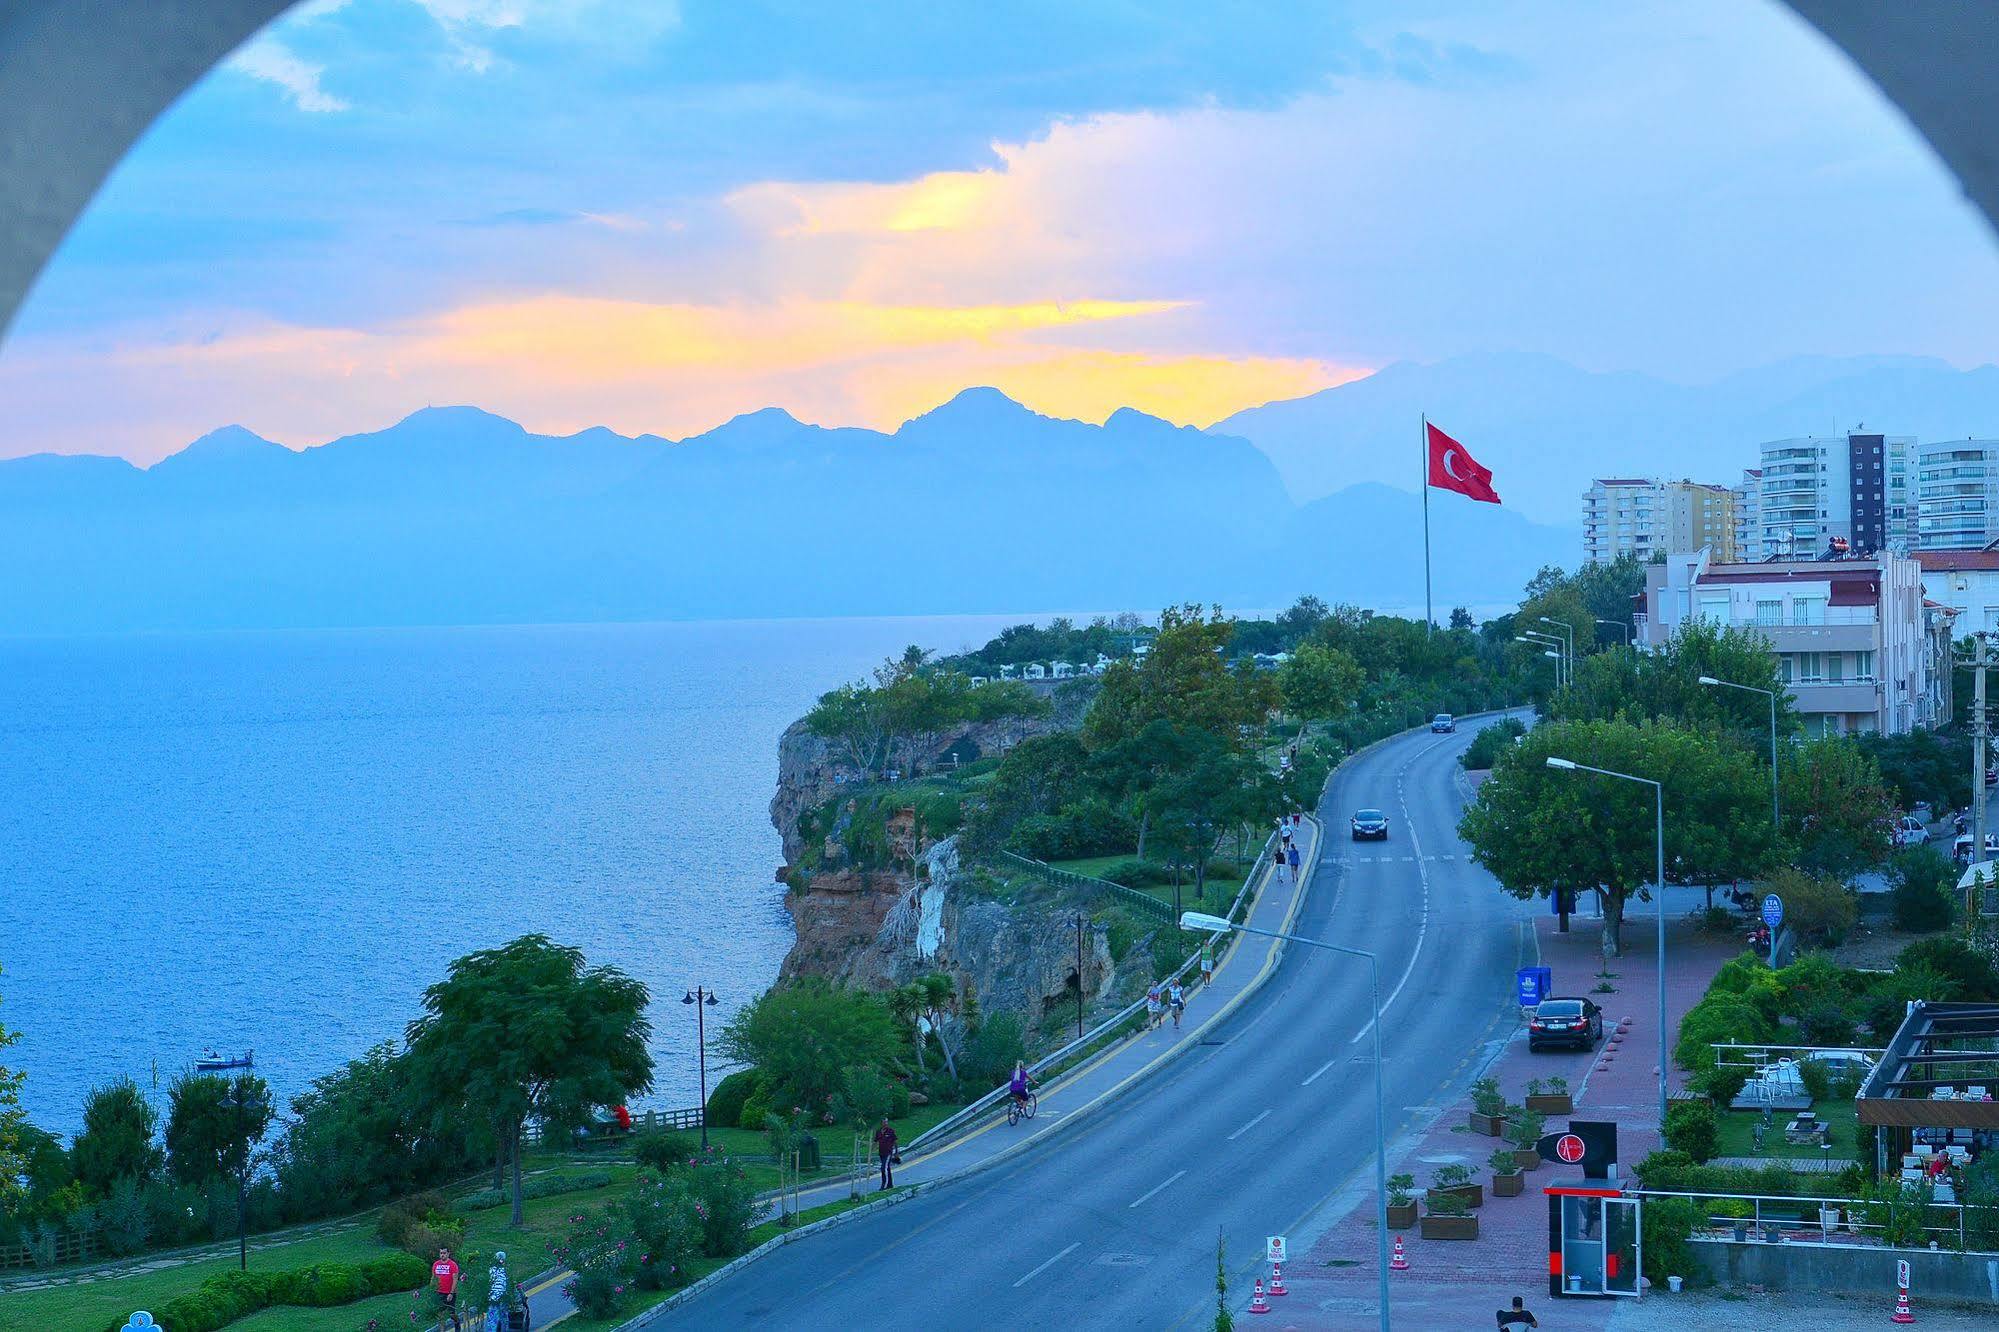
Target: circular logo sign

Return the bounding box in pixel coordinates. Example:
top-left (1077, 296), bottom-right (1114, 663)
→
top-left (1555, 1133), bottom-right (1587, 1164)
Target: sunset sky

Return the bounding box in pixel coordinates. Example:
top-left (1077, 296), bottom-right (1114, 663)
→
top-left (4, 0), bottom-right (1998, 463)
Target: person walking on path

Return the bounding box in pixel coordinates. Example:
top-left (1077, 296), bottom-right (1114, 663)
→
top-left (1287, 841), bottom-right (1301, 879)
top-left (1146, 982), bottom-right (1163, 1030)
top-left (1168, 980), bottom-right (1185, 1029)
top-left (1496, 1295), bottom-right (1538, 1328)
top-left (483, 1251), bottom-right (508, 1332)
top-left (873, 1117), bottom-right (897, 1190)
top-left (1199, 941), bottom-right (1214, 988)
top-left (431, 1247), bottom-right (462, 1332)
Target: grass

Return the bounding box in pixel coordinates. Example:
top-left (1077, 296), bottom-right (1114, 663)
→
top-left (1047, 851), bottom-right (1253, 914)
top-left (1713, 1100), bottom-right (1861, 1164)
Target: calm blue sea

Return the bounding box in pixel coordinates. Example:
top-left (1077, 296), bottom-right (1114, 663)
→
top-left (0, 615), bottom-right (1045, 1134)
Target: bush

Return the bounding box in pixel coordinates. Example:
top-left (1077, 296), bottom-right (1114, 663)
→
top-left (457, 1171), bottom-right (612, 1211)
top-left (1796, 1004), bottom-right (1856, 1049)
top-left (959, 1013), bottom-right (1027, 1088)
top-left (634, 1133), bottom-right (699, 1176)
top-left (705, 1068), bottom-right (761, 1130)
top-left (1461, 717), bottom-right (1526, 770)
top-left (1766, 868), bottom-right (1858, 947)
top-left (567, 1268), bottom-right (621, 1321)
top-left (1674, 994), bottom-right (1775, 1072)
top-left (1888, 847), bottom-right (1957, 932)
top-left (401, 1217), bottom-right (467, 1259)
top-left (1663, 1100), bottom-right (1718, 1164)
top-left (1098, 859), bottom-right (1169, 888)
top-left (1690, 1063), bottom-right (1750, 1106)
top-left (1796, 1057), bottom-right (1832, 1102)
top-left (375, 1189), bottom-right (450, 1247)
top-left (1640, 1196), bottom-right (1701, 1287)
top-left (687, 1153), bottom-right (759, 1257)
top-left (1895, 937), bottom-right (1999, 1000)
top-left (737, 1087), bottom-right (773, 1132)
top-left (838, 1064), bottom-right (906, 1128)
top-left (115, 1253), bottom-right (427, 1332)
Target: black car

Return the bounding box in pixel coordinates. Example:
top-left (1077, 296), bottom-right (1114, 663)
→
top-left (1528, 997), bottom-right (1604, 1052)
top-left (1351, 808), bottom-right (1389, 840)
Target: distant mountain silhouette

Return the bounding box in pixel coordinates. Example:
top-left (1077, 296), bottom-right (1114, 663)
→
top-left (1213, 352), bottom-right (1999, 523)
top-left (0, 390), bottom-right (1572, 633)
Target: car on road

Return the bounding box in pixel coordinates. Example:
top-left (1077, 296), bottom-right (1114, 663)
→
top-left (1894, 815), bottom-right (1930, 848)
top-left (1430, 713), bottom-right (1456, 733)
top-left (1350, 808), bottom-right (1389, 840)
top-left (1953, 831), bottom-right (1999, 864)
top-left (1528, 997), bottom-right (1603, 1052)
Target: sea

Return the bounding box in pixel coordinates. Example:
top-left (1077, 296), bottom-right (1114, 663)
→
top-left (0, 615), bottom-right (1055, 1135)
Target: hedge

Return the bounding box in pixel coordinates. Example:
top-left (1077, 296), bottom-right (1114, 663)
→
top-left (706, 1068), bottom-right (761, 1128)
top-left (105, 1252), bottom-right (427, 1332)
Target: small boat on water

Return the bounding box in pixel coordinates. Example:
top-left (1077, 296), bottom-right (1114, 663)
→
top-left (193, 1048), bottom-right (254, 1072)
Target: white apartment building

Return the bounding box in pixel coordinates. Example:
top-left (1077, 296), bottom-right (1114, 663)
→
top-left (1733, 468), bottom-right (1761, 562)
top-left (1638, 549), bottom-right (1946, 736)
top-left (1756, 431), bottom-right (1915, 560)
top-left (1916, 438), bottom-right (1999, 550)
top-left (1917, 550), bottom-right (1999, 635)
top-left (1582, 477), bottom-right (1736, 564)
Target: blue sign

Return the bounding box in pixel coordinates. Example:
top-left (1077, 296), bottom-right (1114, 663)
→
top-left (1516, 966), bottom-right (1552, 1007)
top-left (1762, 894), bottom-right (1784, 928)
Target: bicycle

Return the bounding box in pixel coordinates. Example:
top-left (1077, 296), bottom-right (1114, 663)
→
top-left (1005, 1091), bottom-right (1039, 1126)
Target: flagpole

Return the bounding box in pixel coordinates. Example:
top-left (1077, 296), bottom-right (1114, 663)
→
top-left (1421, 413), bottom-right (1432, 636)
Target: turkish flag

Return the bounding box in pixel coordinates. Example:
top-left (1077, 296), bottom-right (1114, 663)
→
top-left (1426, 422), bottom-right (1500, 503)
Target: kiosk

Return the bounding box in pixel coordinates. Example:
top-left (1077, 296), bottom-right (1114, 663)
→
top-left (1539, 1121), bottom-right (1642, 1300)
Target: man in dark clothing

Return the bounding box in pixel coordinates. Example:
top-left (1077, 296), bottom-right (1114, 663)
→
top-left (1497, 1295), bottom-right (1538, 1328)
top-left (873, 1117), bottom-right (897, 1190)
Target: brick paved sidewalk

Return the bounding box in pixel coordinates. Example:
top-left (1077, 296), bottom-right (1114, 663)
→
top-left (1274, 910), bottom-right (1744, 1329)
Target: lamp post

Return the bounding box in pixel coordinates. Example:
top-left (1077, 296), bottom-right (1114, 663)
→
top-left (1546, 757), bottom-right (1668, 1133)
top-left (1517, 633), bottom-right (1566, 689)
top-left (1538, 616), bottom-right (1576, 680)
top-left (218, 1082), bottom-right (266, 1272)
top-left (683, 987), bottom-right (720, 1150)
top-left (1074, 915), bottom-right (1086, 1040)
top-left (1698, 675), bottom-right (1780, 830)
top-left (1181, 911), bottom-right (1389, 1332)
top-left (1595, 618), bottom-right (1630, 647)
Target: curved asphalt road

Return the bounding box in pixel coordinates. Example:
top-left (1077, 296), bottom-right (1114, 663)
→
top-left (643, 715), bottom-right (1535, 1329)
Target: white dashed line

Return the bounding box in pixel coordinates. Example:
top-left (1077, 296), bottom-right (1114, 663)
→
top-left (1013, 1241), bottom-right (1081, 1286)
top-left (1128, 1171), bottom-right (1186, 1209)
top-left (1302, 1058), bottom-right (1340, 1086)
top-left (1226, 1109), bottom-right (1272, 1141)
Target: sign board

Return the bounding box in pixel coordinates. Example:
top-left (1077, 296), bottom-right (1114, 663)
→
top-left (1266, 1235), bottom-right (1287, 1265)
top-left (1762, 894), bottom-right (1784, 928)
top-left (1897, 1258), bottom-right (1910, 1291)
top-left (1554, 1133), bottom-right (1586, 1164)
top-left (1538, 1120), bottom-right (1619, 1178)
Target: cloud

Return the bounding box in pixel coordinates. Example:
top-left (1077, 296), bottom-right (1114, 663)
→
top-left (410, 0), bottom-right (683, 72)
top-left (229, 36), bottom-right (349, 112)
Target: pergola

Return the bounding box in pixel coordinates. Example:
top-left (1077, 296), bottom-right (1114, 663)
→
top-left (1856, 1002), bottom-right (1999, 1176)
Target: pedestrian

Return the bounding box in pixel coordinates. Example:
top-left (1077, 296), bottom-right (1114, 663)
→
top-left (1146, 982), bottom-right (1163, 1029)
top-left (431, 1247), bottom-right (462, 1332)
top-left (1169, 979), bottom-right (1185, 1029)
top-left (1496, 1295), bottom-right (1538, 1328)
top-left (483, 1251), bottom-right (508, 1332)
top-left (1199, 941), bottom-right (1214, 987)
top-left (1287, 842), bottom-right (1301, 878)
top-left (873, 1116), bottom-right (897, 1190)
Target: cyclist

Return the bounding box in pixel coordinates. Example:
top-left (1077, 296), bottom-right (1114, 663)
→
top-left (1007, 1060), bottom-right (1037, 1117)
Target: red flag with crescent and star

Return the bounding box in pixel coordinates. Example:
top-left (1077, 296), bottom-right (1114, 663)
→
top-left (1425, 421), bottom-right (1500, 504)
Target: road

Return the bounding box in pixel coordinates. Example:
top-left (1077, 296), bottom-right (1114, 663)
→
top-left (638, 714), bottom-right (1537, 1329)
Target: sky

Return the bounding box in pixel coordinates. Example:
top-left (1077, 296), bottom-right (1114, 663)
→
top-left (3, 0), bottom-right (1998, 464)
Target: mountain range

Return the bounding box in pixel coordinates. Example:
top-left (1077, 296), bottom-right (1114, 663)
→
top-left (13, 350), bottom-right (1999, 634)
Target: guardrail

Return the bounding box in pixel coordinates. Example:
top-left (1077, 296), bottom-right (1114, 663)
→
top-left (1630, 1186), bottom-right (1996, 1255)
top-left (906, 829), bottom-right (1283, 1156)
top-left (993, 850), bottom-right (1178, 921)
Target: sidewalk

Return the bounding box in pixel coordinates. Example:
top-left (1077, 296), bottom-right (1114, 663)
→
top-left (1283, 909), bottom-right (1741, 1328)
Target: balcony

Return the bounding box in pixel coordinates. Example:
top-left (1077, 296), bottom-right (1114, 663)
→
top-left (1761, 622), bottom-right (1878, 653)
top-left (1785, 680), bottom-right (1880, 715)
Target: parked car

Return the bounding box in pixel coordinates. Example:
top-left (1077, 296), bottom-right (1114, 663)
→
top-left (1528, 997), bottom-right (1604, 1052)
top-left (1430, 714), bottom-right (1456, 733)
top-left (1952, 831), bottom-right (1999, 865)
top-left (1350, 808), bottom-right (1390, 841)
top-left (1894, 815), bottom-right (1930, 848)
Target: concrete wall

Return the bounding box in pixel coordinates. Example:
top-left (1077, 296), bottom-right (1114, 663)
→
top-left (1687, 1237), bottom-right (1999, 1306)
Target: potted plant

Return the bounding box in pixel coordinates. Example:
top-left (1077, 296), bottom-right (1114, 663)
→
top-left (1420, 1191), bottom-right (1479, 1240)
top-left (1468, 1077), bottom-right (1506, 1136)
top-left (1385, 1173), bottom-right (1418, 1230)
top-left (1524, 1075), bottom-right (1572, 1116)
top-left (1712, 1198), bottom-right (1753, 1243)
top-left (1429, 1162), bottom-right (1483, 1210)
top-left (1505, 1107), bottom-right (1546, 1172)
top-left (1489, 1148), bottom-right (1525, 1198)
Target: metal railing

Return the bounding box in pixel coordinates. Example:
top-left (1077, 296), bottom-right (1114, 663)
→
top-left (906, 829), bottom-right (1286, 1156)
top-left (1631, 1187), bottom-right (1997, 1255)
top-left (993, 850), bottom-right (1178, 921)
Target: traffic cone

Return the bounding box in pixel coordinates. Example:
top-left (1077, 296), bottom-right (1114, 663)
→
top-left (1390, 1237), bottom-right (1410, 1271)
top-left (1249, 1278), bottom-right (1271, 1314)
top-left (1891, 1289), bottom-right (1915, 1324)
top-left (1269, 1263), bottom-right (1288, 1296)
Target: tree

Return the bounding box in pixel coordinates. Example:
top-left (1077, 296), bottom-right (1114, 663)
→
top-left (1082, 605), bottom-right (1276, 752)
top-left (0, 969), bottom-right (25, 1210)
top-left (1277, 643), bottom-right (1364, 721)
top-left (804, 680), bottom-right (892, 776)
top-left (403, 935), bottom-right (652, 1226)
top-left (71, 1077), bottom-right (161, 1198)
top-left (1857, 729), bottom-right (1972, 815)
top-left (164, 1072), bottom-right (271, 1186)
top-left (1781, 738), bottom-right (1895, 876)
top-left (1459, 718), bottom-right (1779, 957)
top-left (1449, 606), bottom-right (1475, 631)
top-left (271, 1042), bottom-right (476, 1221)
top-left (716, 979), bottom-right (901, 1121)
top-left (1150, 737), bottom-right (1283, 909)
top-left (1763, 867), bottom-right (1858, 947)
top-left (1553, 619), bottom-right (1794, 755)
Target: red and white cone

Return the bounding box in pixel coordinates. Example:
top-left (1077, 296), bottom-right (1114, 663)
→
top-left (1390, 1236), bottom-right (1410, 1271)
top-left (1249, 1278), bottom-right (1271, 1315)
top-left (1891, 1289), bottom-right (1915, 1324)
top-left (1269, 1263), bottom-right (1288, 1296)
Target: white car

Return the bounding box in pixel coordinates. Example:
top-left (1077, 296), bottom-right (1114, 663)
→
top-left (1953, 831), bottom-right (1999, 864)
top-left (1894, 815), bottom-right (1930, 848)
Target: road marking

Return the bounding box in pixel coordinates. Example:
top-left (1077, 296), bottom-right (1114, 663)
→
top-left (1128, 1170), bottom-right (1186, 1208)
top-left (1013, 1241), bottom-right (1081, 1287)
top-left (1302, 1057), bottom-right (1339, 1086)
top-left (1226, 1109), bottom-right (1272, 1141)
top-left (1352, 749), bottom-right (1434, 1045)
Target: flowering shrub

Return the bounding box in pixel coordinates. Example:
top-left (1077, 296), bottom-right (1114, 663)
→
top-left (553, 1169), bottom-right (722, 1318)
top-left (685, 1151), bottom-right (758, 1257)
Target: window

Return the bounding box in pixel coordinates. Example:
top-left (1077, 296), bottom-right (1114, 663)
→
top-left (1793, 597), bottom-right (1826, 625)
top-left (1798, 652), bottom-right (1823, 682)
top-left (1755, 599), bottom-right (1781, 626)
top-left (1780, 655), bottom-right (1794, 684)
top-left (1826, 654), bottom-right (1843, 683)
top-left (1697, 594), bottom-right (1729, 624)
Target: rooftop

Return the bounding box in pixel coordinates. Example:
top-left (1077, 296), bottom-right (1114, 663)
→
top-left (1856, 1001), bottom-right (1999, 1129)
top-left (1915, 550), bottom-right (1999, 571)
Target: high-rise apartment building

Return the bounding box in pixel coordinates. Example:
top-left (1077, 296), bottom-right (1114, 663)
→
top-left (1755, 431), bottom-right (1915, 560)
top-left (1582, 477), bottom-right (1735, 563)
top-left (1916, 438), bottom-right (1999, 550)
top-left (1733, 469), bottom-right (1761, 562)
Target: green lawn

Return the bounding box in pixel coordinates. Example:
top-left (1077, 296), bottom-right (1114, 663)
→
top-left (1047, 852), bottom-right (1252, 913)
top-left (1713, 1100), bottom-right (1861, 1164)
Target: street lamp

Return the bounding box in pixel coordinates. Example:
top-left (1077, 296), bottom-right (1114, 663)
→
top-left (1595, 618), bottom-right (1630, 647)
top-left (1538, 616), bottom-right (1576, 680)
top-left (683, 987), bottom-right (721, 1150)
top-left (1180, 911), bottom-right (1389, 1332)
top-left (1698, 675), bottom-right (1780, 830)
top-left (218, 1082), bottom-right (266, 1272)
top-left (1545, 756), bottom-right (1668, 1134)
top-left (1517, 633), bottom-right (1566, 689)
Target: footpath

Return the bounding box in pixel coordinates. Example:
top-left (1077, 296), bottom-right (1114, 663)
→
top-left (1280, 907), bottom-right (1740, 1329)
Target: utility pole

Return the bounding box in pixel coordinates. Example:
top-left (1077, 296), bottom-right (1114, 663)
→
top-left (1974, 635), bottom-right (1990, 870)
top-left (1074, 915), bottom-right (1085, 1040)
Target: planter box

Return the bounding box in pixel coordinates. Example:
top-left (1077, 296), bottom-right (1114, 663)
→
top-left (1429, 1183), bottom-right (1483, 1210)
top-left (1468, 1112), bottom-right (1506, 1136)
top-left (1525, 1093), bottom-right (1573, 1115)
top-left (1512, 1148), bottom-right (1543, 1172)
top-left (1492, 1171), bottom-right (1525, 1198)
top-left (1386, 1202), bottom-right (1418, 1230)
top-left (1420, 1214), bottom-right (1480, 1240)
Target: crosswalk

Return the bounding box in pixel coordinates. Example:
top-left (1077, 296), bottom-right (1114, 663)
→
top-left (1342, 852), bottom-right (1461, 864)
